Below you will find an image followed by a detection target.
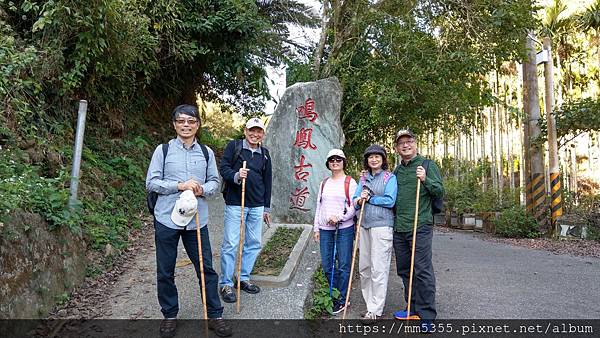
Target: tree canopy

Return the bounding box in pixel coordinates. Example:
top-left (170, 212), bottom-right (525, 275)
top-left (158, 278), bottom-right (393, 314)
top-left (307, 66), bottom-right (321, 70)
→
top-left (0, 0), bottom-right (318, 139)
top-left (305, 0), bottom-right (536, 154)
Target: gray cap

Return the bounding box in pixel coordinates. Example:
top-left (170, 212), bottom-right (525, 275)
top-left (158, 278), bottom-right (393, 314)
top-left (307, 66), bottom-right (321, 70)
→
top-left (363, 144), bottom-right (387, 159)
top-left (395, 129), bottom-right (415, 142)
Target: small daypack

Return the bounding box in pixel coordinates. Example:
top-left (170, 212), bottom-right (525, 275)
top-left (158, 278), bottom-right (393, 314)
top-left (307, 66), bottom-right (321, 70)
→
top-left (147, 142), bottom-right (210, 216)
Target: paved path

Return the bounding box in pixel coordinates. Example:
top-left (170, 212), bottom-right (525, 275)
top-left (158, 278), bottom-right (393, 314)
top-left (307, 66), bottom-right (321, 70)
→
top-left (345, 230), bottom-right (600, 320)
top-left (100, 196), bottom-right (600, 321)
top-left (102, 195), bottom-right (320, 320)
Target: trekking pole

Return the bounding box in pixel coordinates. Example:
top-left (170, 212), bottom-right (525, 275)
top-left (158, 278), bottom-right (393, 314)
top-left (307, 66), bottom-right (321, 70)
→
top-left (342, 199), bottom-right (366, 320)
top-left (236, 161), bottom-right (247, 314)
top-left (329, 222), bottom-right (339, 299)
top-left (195, 213), bottom-right (209, 338)
top-left (406, 179), bottom-right (421, 321)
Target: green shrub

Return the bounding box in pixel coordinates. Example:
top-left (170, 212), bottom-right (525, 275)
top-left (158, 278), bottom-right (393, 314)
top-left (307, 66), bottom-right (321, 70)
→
top-left (305, 267), bottom-right (340, 319)
top-left (0, 148), bottom-right (80, 231)
top-left (495, 206), bottom-right (540, 238)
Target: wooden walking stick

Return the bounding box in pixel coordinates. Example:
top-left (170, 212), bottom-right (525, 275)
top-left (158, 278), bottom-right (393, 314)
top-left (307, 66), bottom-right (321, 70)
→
top-left (235, 161), bottom-right (247, 314)
top-left (406, 178), bottom-right (421, 321)
top-left (195, 213), bottom-right (209, 338)
top-left (342, 199), bottom-right (366, 320)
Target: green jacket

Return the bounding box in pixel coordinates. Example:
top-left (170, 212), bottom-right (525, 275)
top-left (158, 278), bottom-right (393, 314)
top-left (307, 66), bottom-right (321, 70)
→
top-left (393, 154), bottom-right (444, 232)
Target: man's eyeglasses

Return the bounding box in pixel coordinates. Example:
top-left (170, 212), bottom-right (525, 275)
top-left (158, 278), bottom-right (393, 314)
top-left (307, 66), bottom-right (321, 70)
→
top-left (397, 140), bottom-right (415, 146)
top-left (175, 119), bottom-right (198, 126)
top-left (328, 157), bottom-right (344, 163)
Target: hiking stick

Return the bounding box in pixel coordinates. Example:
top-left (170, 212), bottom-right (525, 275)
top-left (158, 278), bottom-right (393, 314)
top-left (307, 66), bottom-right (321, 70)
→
top-left (329, 222), bottom-right (339, 299)
top-left (236, 161), bottom-right (247, 314)
top-left (406, 178), bottom-right (421, 321)
top-left (195, 213), bottom-right (209, 331)
top-left (342, 199), bottom-right (365, 320)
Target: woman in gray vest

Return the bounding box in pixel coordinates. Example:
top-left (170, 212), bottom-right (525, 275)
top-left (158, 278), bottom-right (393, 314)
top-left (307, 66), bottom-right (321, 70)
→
top-left (352, 144), bottom-right (398, 323)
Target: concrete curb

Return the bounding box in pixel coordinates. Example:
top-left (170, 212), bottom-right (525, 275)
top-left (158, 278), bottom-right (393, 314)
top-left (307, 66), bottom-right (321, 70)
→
top-left (252, 223), bottom-right (313, 287)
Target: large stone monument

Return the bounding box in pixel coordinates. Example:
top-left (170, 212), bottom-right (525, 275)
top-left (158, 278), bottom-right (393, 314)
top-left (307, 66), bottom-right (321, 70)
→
top-left (264, 77), bottom-right (344, 224)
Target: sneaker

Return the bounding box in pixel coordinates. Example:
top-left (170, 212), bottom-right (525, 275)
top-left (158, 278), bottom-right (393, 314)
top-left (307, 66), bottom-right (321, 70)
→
top-left (220, 285), bottom-right (236, 303)
top-left (159, 318), bottom-right (177, 338)
top-left (233, 276), bottom-right (261, 294)
top-left (208, 318), bottom-right (233, 337)
top-left (332, 301), bottom-right (348, 315)
top-left (394, 309), bottom-right (420, 320)
top-left (361, 311), bottom-right (378, 325)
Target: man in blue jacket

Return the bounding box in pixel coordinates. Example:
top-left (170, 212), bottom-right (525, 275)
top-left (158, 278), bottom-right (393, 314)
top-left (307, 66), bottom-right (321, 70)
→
top-left (219, 117), bottom-right (272, 303)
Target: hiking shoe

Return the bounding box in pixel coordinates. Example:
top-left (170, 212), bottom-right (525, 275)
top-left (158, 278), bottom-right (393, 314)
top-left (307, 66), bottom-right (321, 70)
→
top-left (159, 318), bottom-right (177, 338)
top-left (208, 318), bottom-right (232, 337)
top-left (220, 285), bottom-right (236, 303)
top-left (332, 301), bottom-right (348, 315)
top-left (233, 276), bottom-right (260, 294)
top-left (361, 311), bottom-right (378, 325)
top-left (394, 310), bottom-right (420, 320)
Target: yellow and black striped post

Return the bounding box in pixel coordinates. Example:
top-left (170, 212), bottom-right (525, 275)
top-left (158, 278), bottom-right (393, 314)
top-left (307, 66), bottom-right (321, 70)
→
top-left (525, 179), bottom-right (533, 215)
top-left (531, 173), bottom-right (547, 228)
top-left (550, 172), bottom-right (562, 233)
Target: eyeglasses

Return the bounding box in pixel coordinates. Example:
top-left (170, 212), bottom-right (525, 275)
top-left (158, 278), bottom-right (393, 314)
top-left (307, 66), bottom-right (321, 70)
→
top-left (397, 140), bottom-right (415, 146)
top-left (175, 119), bottom-right (198, 126)
top-left (328, 157), bottom-right (344, 163)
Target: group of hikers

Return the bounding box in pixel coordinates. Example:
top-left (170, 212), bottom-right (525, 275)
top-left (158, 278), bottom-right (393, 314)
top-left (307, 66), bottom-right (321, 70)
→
top-left (145, 104), bottom-right (445, 338)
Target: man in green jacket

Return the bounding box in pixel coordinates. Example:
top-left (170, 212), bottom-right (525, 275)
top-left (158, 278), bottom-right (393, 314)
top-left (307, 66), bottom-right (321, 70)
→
top-left (392, 129), bottom-right (444, 326)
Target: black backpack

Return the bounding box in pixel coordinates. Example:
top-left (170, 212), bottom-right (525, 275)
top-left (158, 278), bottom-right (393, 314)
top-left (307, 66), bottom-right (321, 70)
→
top-left (422, 159), bottom-right (444, 215)
top-left (147, 142), bottom-right (210, 215)
top-left (220, 139), bottom-right (270, 197)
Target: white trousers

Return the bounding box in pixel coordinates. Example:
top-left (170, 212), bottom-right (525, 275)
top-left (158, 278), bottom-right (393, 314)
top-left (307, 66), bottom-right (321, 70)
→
top-left (359, 226), bottom-right (394, 316)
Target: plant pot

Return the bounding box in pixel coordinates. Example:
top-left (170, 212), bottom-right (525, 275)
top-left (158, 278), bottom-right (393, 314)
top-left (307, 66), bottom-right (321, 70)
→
top-left (450, 213), bottom-right (460, 228)
top-left (474, 215), bottom-right (484, 232)
top-left (462, 213), bottom-right (475, 230)
top-left (434, 214), bottom-right (445, 226)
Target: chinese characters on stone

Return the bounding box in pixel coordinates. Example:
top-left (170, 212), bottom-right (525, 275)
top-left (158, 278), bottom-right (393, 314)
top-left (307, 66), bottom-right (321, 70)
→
top-left (289, 98), bottom-right (319, 211)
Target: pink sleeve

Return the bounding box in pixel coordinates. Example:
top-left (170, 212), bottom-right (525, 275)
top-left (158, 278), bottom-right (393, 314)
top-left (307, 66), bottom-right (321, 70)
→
top-left (313, 181), bottom-right (323, 232)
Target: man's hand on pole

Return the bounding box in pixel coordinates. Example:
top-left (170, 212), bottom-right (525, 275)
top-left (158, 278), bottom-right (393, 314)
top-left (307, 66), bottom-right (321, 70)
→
top-left (416, 166), bottom-right (426, 182)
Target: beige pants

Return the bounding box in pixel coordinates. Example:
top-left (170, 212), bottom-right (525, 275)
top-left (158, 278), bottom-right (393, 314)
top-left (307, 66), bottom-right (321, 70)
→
top-left (359, 226), bottom-right (394, 316)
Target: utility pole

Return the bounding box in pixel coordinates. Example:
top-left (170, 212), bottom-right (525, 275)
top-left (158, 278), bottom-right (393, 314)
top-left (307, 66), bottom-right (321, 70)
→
top-left (543, 37), bottom-right (562, 237)
top-left (524, 32), bottom-right (547, 230)
top-left (522, 62), bottom-right (532, 213)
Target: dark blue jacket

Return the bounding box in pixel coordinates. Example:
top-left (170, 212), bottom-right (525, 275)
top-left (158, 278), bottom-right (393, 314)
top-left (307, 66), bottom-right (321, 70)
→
top-left (220, 139), bottom-right (272, 209)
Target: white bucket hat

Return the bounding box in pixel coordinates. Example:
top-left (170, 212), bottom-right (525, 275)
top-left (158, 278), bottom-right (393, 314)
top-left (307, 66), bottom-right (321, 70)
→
top-left (171, 190), bottom-right (198, 227)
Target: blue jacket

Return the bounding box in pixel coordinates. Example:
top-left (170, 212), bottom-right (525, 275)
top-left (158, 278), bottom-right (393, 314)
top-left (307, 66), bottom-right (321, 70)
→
top-left (220, 139), bottom-right (272, 210)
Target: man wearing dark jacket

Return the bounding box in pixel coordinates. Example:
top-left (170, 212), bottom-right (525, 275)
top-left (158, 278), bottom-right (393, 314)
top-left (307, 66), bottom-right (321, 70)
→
top-left (219, 117), bottom-right (272, 303)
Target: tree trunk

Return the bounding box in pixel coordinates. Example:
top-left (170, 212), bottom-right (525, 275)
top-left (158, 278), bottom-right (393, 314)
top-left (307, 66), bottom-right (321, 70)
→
top-left (525, 33), bottom-right (547, 229)
top-left (313, 0), bottom-right (330, 80)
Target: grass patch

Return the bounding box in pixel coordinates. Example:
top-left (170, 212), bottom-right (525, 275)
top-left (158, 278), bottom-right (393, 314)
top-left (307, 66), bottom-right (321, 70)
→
top-left (252, 226), bottom-right (303, 276)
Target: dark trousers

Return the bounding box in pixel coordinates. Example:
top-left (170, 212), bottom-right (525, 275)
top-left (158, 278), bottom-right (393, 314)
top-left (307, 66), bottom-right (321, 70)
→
top-left (154, 220), bottom-right (223, 318)
top-left (393, 224), bottom-right (436, 320)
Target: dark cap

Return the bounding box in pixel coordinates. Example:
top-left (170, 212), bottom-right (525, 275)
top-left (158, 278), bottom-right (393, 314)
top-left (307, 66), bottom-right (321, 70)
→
top-left (363, 144), bottom-right (387, 159)
top-left (394, 129), bottom-right (415, 142)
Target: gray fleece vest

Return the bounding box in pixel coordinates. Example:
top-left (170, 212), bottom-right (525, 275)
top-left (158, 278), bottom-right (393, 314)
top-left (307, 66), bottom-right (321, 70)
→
top-left (361, 170), bottom-right (394, 228)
